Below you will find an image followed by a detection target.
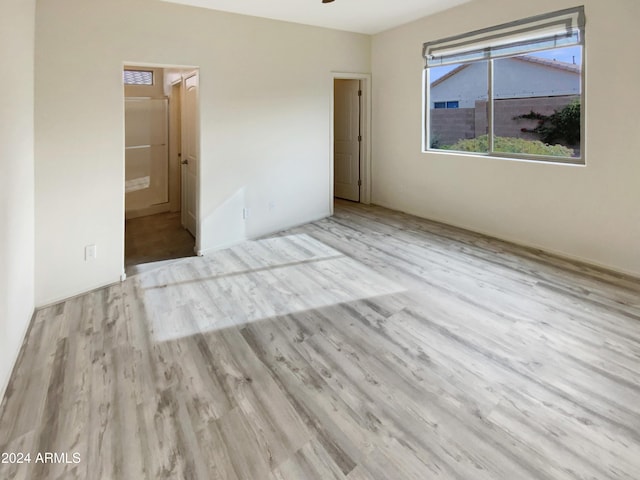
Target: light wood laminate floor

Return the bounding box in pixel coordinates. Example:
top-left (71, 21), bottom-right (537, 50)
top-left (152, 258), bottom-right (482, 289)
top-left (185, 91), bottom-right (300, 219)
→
top-left (1, 200), bottom-right (640, 479)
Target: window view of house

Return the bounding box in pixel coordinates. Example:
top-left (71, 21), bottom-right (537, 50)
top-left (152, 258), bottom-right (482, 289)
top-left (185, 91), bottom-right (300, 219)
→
top-left (424, 8), bottom-right (584, 162)
top-left (429, 60), bottom-right (489, 152)
top-left (493, 49), bottom-right (581, 157)
top-left (429, 46), bottom-right (582, 159)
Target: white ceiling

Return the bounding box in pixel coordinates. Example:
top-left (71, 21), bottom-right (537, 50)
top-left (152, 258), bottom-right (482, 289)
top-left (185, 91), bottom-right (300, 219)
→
top-left (159, 0), bottom-right (474, 35)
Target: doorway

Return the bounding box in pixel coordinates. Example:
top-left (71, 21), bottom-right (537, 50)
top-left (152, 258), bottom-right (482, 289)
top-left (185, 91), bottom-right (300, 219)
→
top-left (123, 64), bottom-right (200, 276)
top-left (334, 79), bottom-right (361, 202)
top-left (331, 73), bottom-right (371, 213)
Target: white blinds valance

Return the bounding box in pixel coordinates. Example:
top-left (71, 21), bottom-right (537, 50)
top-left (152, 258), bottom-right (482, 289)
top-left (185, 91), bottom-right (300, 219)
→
top-left (423, 6), bottom-right (585, 67)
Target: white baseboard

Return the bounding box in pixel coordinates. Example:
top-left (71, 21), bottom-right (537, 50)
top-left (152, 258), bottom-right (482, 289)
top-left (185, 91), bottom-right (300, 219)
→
top-left (373, 200), bottom-right (640, 279)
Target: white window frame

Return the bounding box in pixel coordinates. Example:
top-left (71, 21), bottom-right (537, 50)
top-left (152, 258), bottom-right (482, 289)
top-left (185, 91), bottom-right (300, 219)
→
top-left (422, 6), bottom-right (586, 165)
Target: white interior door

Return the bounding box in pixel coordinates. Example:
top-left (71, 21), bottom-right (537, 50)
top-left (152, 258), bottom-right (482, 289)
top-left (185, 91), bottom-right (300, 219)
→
top-left (181, 73), bottom-right (198, 236)
top-left (125, 98), bottom-right (169, 212)
top-left (168, 82), bottom-right (182, 213)
top-left (334, 79), bottom-right (361, 202)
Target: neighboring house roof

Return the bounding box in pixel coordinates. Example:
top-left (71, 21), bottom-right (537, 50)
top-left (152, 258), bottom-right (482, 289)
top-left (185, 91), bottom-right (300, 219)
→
top-left (513, 55), bottom-right (581, 74)
top-left (430, 55), bottom-right (580, 88)
top-left (430, 64), bottom-right (469, 88)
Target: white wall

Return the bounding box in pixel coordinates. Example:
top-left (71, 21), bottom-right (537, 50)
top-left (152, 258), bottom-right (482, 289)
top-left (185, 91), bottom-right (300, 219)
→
top-left (372, 0), bottom-right (640, 276)
top-left (35, 0), bottom-right (371, 305)
top-left (0, 0), bottom-right (36, 400)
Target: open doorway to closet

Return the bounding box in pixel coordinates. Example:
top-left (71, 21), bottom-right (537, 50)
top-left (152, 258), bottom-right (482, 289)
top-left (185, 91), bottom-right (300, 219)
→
top-left (331, 73), bottom-right (371, 213)
top-left (123, 64), bottom-right (200, 276)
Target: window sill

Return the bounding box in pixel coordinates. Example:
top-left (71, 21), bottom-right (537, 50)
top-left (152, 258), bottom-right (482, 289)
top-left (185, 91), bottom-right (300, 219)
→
top-left (423, 148), bottom-right (586, 166)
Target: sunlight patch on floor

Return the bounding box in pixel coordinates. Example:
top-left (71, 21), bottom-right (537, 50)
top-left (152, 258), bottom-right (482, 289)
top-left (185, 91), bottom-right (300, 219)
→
top-left (138, 234), bottom-right (405, 342)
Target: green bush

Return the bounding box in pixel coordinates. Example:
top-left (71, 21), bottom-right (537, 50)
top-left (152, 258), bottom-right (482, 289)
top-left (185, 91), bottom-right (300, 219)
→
top-left (515, 99), bottom-right (581, 146)
top-left (430, 133), bottom-right (442, 149)
top-left (441, 135), bottom-right (574, 157)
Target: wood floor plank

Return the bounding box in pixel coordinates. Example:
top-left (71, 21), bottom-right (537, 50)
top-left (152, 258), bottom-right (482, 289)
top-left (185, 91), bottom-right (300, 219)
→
top-left (272, 438), bottom-right (347, 480)
top-left (1, 200), bottom-right (639, 479)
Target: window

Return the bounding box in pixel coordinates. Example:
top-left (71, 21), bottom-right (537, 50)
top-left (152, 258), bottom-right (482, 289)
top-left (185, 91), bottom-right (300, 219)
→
top-left (423, 7), bottom-right (585, 163)
top-left (123, 70), bottom-right (154, 86)
top-left (434, 101), bottom-right (460, 109)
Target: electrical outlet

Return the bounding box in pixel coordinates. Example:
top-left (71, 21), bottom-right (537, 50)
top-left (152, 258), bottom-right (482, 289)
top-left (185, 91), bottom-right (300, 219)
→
top-left (268, 201), bottom-right (276, 211)
top-left (85, 244), bottom-right (97, 261)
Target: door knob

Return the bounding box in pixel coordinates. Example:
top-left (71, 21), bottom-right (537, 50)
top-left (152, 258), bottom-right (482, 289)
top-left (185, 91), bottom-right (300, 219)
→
top-left (181, 160), bottom-right (189, 165)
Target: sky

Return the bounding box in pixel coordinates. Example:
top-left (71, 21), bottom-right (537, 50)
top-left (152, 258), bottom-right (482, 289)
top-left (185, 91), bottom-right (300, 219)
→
top-left (429, 46), bottom-right (582, 82)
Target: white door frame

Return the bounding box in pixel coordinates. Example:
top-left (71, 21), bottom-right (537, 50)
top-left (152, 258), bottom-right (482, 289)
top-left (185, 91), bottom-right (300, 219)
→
top-left (168, 80), bottom-right (182, 214)
top-left (121, 62), bottom-right (201, 280)
top-left (179, 70), bottom-right (200, 243)
top-left (330, 72), bottom-right (372, 215)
